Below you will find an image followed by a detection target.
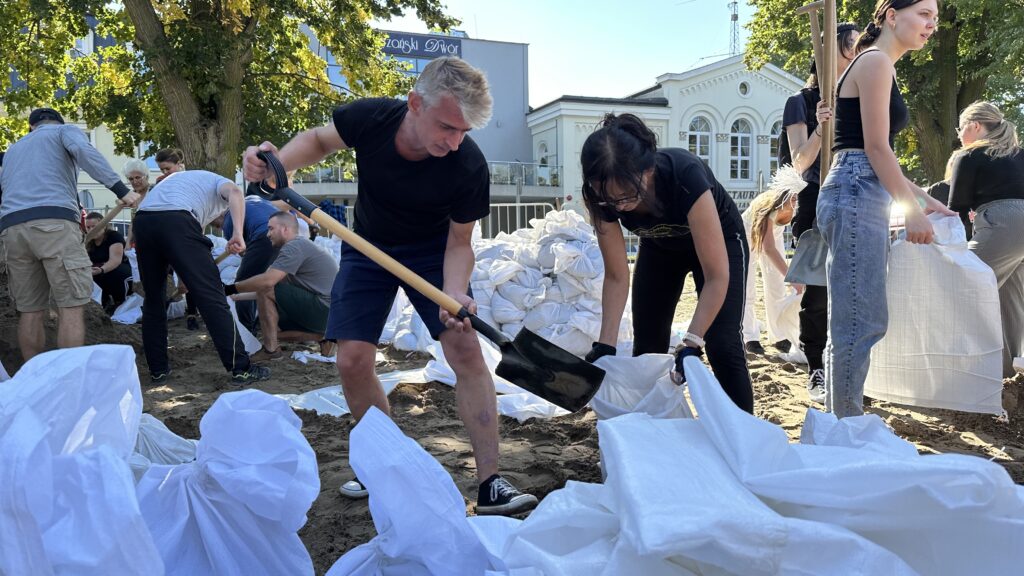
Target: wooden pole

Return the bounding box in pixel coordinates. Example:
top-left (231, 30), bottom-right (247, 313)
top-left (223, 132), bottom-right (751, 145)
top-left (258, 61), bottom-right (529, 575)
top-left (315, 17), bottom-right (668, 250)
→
top-left (83, 204), bottom-right (124, 244)
top-left (821, 0), bottom-right (838, 179)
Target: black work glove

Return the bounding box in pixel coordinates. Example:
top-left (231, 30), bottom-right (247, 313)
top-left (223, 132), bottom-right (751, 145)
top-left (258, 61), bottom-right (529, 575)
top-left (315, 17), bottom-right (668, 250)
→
top-left (224, 283), bottom-right (238, 296)
top-left (672, 345), bottom-right (704, 385)
top-left (585, 342), bottom-right (617, 363)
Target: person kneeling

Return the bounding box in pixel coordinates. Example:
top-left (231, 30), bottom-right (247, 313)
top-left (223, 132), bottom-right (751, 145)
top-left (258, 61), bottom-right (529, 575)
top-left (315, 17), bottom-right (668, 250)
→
top-left (225, 211), bottom-right (338, 361)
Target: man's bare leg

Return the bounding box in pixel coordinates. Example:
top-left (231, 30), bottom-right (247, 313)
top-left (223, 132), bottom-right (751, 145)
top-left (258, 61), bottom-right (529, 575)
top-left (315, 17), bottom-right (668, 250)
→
top-left (335, 339), bottom-right (389, 420)
top-left (18, 310), bottom-right (47, 361)
top-left (56, 305), bottom-right (85, 349)
top-left (256, 289), bottom-right (280, 352)
top-left (439, 328), bottom-right (499, 482)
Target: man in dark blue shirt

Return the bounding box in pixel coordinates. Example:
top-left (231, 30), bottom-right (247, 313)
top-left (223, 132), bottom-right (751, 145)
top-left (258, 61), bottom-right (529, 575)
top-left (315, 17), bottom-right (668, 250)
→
top-left (211, 196), bottom-right (280, 333)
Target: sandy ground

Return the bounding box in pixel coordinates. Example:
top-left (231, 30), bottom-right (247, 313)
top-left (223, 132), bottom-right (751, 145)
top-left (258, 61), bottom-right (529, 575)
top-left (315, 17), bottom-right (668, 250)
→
top-left (1, 273), bottom-right (1021, 575)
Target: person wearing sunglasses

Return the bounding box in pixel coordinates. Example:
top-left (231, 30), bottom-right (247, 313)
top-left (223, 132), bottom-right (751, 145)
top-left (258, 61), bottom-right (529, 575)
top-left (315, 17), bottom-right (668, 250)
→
top-left (580, 113), bottom-right (753, 414)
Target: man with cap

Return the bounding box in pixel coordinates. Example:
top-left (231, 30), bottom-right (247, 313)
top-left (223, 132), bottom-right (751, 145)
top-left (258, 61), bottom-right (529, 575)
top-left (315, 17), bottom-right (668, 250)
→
top-left (0, 108), bottom-right (141, 361)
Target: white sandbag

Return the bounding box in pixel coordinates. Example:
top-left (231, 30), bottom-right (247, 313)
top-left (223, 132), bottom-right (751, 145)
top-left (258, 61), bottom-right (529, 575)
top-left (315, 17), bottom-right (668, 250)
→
top-left (112, 293), bottom-right (144, 324)
top-left (276, 369), bottom-right (427, 417)
top-left (393, 305), bottom-right (435, 352)
top-left (865, 215), bottom-right (1004, 415)
top-left (92, 282), bottom-right (103, 304)
top-left (0, 346), bottom-right (163, 576)
top-left (535, 242), bottom-right (557, 272)
top-left (378, 289), bottom-right (412, 345)
top-left (488, 259), bottom-right (524, 285)
top-left (326, 407), bottom-right (492, 575)
top-left (166, 299), bottom-right (187, 320)
top-left (496, 278), bottom-right (548, 310)
top-left (0, 345), bottom-right (142, 458)
top-left (589, 355), bottom-right (693, 420)
top-left (137, 389), bottom-right (320, 576)
top-left (501, 322), bottom-right (524, 339)
top-left (684, 355), bottom-right (1024, 576)
top-left (126, 248), bottom-right (141, 282)
top-left (130, 414), bottom-right (198, 482)
top-left (512, 243), bottom-right (540, 269)
top-left (522, 301), bottom-right (572, 332)
top-left (598, 413), bottom-right (916, 575)
top-left (227, 297), bottom-right (262, 354)
top-left (491, 293), bottom-right (526, 324)
top-left (536, 324), bottom-right (592, 357)
top-left (495, 481), bottom-right (621, 576)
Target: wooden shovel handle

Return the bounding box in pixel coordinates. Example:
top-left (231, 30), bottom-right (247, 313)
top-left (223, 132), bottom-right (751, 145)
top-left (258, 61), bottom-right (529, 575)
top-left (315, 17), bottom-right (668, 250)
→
top-left (308, 208), bottom-right (464, 316)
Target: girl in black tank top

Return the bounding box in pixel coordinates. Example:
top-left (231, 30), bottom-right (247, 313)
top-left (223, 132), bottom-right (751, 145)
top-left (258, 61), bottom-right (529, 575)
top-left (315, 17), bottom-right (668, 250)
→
top-left (814, 0), bottom-right (956, 419)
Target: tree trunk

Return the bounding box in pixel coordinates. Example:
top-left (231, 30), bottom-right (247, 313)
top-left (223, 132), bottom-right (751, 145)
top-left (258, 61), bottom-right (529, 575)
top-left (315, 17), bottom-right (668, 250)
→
top-left (909, 4), bottom-right (961, 182)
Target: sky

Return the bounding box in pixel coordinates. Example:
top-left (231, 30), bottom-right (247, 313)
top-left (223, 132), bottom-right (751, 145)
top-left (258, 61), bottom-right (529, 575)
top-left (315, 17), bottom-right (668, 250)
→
top-left (378, 0), bottom-right (757, 108)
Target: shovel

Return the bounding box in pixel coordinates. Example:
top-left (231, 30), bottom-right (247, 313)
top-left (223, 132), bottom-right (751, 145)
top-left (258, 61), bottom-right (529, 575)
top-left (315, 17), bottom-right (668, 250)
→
top-left (251, 151), bottom-right (605, 412)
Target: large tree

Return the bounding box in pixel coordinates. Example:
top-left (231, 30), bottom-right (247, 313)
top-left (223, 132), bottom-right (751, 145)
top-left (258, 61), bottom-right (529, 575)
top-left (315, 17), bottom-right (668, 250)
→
top-left (0, 0), bottom-right (457, 176)
top-left (746, 0), bottom-right (1024, 181)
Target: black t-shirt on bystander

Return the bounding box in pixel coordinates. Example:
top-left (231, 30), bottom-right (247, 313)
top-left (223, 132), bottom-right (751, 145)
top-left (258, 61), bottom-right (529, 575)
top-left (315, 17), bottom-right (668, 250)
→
top-left (948, 147), bottom-right (1024, 212)
top-left (595, 148), bottom-right (744, 251)
top-left (87, 229), bottom-right (129, 267)
top-left (332, 98), bottom-right (491, 246)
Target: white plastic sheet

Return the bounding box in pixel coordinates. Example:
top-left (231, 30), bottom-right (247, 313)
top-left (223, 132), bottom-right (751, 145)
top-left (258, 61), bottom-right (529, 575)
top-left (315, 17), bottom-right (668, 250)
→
top-left (275, 369), bottom-right (427, 417)
top-left (589, 354), bottom-right (693, 420)
top-left (864, 215), bottom-right (1004, 415)
top-left (227, 297), bottom-right (261, 354)
top-left (137, 389), bottom-right (320, 576)
top-left (0, 345), bottom-right (163, 576)
top-left (326, 407), bottom-right (493, 575)
top-left (111, 294), bottom-right (189, 324)
top-left (685, 355), bottom-right (1024, 576)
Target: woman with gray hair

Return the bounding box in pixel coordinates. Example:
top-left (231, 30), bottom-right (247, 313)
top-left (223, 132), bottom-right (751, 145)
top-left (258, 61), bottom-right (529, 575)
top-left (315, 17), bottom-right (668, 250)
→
top-left (948, 100), bottom-right (1024, 377)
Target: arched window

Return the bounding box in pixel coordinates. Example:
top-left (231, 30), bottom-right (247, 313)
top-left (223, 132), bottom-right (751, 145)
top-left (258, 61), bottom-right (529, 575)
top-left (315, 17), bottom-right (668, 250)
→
top-left (685, 116), bottom-right (712, 165)
top-left (769, 120), bottom-right (783, 174)
top-left (730, 119), bottom-right (752, 180)
top-left (78, 190), bottom-right (94, 209)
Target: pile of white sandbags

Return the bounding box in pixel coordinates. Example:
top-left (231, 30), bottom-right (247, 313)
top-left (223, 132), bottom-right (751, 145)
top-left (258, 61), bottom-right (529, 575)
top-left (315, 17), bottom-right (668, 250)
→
top-left (470, 210), bottom-right (611, 356)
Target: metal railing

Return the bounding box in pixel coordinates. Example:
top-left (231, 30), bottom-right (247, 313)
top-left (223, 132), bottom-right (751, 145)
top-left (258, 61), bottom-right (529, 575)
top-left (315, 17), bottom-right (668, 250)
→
top-left (487, 161), bottom-right (561, 187)
top-left (293, 165), bottom-right (357, 184)
top-left (479, 202), bottom-right (556, 239)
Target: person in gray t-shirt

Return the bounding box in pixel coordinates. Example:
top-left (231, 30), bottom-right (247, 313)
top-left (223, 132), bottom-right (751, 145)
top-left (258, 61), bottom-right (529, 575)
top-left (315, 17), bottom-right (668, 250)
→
top-left (225, 211), bottom-right (339, 360)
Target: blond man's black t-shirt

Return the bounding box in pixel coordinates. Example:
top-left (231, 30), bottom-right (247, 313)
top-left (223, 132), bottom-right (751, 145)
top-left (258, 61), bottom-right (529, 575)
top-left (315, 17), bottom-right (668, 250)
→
top-left (331, 98), bottom-right (490, 246)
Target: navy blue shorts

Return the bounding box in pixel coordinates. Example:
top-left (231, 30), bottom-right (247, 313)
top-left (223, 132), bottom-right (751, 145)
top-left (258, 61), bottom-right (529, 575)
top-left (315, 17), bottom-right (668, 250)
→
top-left (324, 234), bottom-right (469, 344)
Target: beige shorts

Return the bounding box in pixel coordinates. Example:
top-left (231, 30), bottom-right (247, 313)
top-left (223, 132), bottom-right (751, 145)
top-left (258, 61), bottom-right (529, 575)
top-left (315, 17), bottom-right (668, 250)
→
top-left (1, 219), bottom-right (93, 312)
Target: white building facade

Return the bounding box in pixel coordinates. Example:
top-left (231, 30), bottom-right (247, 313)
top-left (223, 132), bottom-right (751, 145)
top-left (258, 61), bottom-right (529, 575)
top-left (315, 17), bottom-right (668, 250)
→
top-left (527, 55), bottom-right (805, 212)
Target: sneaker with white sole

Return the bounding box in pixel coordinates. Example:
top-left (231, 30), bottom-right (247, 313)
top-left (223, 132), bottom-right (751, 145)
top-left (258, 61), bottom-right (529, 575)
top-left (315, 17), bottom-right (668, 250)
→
top-left (475, 474), bottom-right (538, 516)
top-left (339, 477), bottom-right (368, 499)
top-left (807, 368), bottom-right (826, 403)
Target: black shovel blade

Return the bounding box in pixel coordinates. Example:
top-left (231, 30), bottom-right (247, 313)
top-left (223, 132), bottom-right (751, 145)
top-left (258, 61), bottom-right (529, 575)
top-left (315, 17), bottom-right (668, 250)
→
top-left (494, 328), bottom-right (605, 413)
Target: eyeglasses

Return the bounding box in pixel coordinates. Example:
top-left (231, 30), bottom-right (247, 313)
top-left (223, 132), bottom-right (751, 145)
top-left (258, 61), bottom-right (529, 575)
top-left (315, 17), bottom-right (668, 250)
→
top-left (595, 192), bottom-right (642, 208)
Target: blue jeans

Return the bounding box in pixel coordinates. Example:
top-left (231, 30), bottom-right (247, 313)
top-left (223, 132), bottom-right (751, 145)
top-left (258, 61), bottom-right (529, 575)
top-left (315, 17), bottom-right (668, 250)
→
top-left (817, 151), bottom-right (892, 417)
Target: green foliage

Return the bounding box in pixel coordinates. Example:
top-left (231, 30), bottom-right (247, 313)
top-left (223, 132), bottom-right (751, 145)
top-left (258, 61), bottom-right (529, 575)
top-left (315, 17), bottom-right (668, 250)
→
top-left (1, 0), bottom-right (457, 173)
top-left (746, 0), bottom-right (1024, 181)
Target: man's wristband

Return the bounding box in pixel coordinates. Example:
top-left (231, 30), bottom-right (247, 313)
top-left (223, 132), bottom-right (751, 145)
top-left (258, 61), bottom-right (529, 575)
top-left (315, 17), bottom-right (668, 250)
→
top-left (224, 284), bottom-right (238, 296)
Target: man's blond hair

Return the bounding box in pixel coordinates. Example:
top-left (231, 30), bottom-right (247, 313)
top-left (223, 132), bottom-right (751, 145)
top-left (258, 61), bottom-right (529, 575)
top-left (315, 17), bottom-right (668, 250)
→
top-left (413, 56), bottom-right (493, 130)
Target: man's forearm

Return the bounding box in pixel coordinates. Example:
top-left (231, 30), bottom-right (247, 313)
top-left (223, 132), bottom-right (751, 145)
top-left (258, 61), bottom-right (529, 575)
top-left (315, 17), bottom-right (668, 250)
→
top-left (442, 242), bottom-right (474, 295)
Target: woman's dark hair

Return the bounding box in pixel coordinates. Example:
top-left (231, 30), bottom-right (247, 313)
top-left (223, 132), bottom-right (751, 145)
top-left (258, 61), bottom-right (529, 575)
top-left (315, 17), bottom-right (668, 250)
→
top-left (155, 147), bottom-right (184, 165)
top-left (854, 0), bottom-right (933, 53)
top-left (580, 113), bottom-right (659, 227)
top-left (85, 211), bottom-right (104, 220)
top-left (804, 23), bottom-right (861, 89)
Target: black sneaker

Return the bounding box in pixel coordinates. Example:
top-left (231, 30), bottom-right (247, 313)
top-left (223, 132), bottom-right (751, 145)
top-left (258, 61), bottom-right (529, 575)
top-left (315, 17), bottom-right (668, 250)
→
top-left (150, 370), bottom-right (171, 384)
top-left (186, 315), bottom-right (199, 331)
top-left (773, 339), bottom-right (792, 353)
top-left (745, 340), bottom-right (766, 354)
top-left (476, 474), bottom-right (538, 516)
top-left (807, 368), bottom-right (826, 403)
top-left (231, 365), bottom-right (270, 385)
top-left (339, 477), bottom-right (368, 499)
